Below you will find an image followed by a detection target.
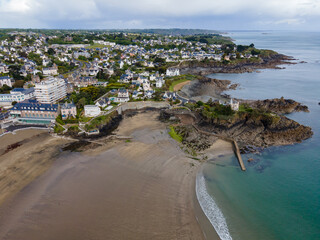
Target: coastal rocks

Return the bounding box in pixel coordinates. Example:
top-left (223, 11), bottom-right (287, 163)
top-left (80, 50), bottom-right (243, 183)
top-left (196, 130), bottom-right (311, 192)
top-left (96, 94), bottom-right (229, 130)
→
top-left (248, 98), bottom-right (309, 114)
top-left (162, 107), bottom-right (313, 152)
top-left (173, 125), bottom-right (216, 152)
top-left (180, 76), bottom-right (238, 100)
top-left (198, 113), bottom-right (313, 150)
top-left (179, 54), bottom-right (294, 75)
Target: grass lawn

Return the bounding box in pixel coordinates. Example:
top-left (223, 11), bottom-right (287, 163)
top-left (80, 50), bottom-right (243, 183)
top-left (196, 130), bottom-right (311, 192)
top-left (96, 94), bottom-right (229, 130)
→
top-left (86, 43), bottom-right (108, 49)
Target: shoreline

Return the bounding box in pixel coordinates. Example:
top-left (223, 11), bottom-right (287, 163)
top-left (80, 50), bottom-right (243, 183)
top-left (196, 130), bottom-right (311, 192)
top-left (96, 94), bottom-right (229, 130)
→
top-left (0, 112), bottom-right (234, 240)
top-left (195, 140), bottom-right (235, 240)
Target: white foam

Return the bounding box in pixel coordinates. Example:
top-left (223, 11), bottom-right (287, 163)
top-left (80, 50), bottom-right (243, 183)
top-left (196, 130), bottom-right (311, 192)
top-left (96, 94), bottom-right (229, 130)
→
top-left (196, 173), bottom-right (233, 240)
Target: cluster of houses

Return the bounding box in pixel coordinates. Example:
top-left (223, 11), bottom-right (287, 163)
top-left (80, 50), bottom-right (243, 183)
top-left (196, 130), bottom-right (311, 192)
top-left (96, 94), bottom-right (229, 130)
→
top-left (0, 31), bottom-right (250, 127)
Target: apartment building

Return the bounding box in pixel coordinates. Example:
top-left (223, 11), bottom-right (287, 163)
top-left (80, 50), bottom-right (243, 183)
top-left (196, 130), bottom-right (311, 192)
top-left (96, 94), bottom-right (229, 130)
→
top-left (35, 77), bottom-right (67, 104)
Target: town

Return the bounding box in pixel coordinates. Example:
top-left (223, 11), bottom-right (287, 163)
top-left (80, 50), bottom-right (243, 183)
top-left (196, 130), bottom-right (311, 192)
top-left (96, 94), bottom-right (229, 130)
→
top-left (0, 29), bottom-right (260, 135)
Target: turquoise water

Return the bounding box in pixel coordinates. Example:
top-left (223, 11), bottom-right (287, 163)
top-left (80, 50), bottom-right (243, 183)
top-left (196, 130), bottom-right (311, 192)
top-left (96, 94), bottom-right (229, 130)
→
top-left (200, 31), bottom-right (320, 240)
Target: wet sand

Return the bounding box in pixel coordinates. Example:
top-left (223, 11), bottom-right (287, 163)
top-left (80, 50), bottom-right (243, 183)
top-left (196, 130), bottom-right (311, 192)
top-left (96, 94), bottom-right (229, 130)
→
top-left (0, 113), bottom-right (229, 240)
top-left (0, 129), bottom-right (74, 205)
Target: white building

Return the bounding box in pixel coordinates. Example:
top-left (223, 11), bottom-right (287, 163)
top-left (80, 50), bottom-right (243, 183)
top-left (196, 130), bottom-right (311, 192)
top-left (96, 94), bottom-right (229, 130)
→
top-left (0, 64), bottom-right (9, 73)
top-left (73, 51), bottom-right (91, 59)
top-left (42, 64), bottom-right (58, 76)
top-left (35, 77), bottom-right (67, 104)
top-left (166, 68), bottom-right (180, 77)
top-left (155, 77), bottom-right (165, 88)
top-left (0, 76), bottom-right (13, 87)
top-left (84, 105), bottom-right (101, 117)
top-left (0, 88), bottom-right (35, 106)
top-left (116, 88), bottom-right (130, 103)
top-left (230, 99), bottom-right (240, 111)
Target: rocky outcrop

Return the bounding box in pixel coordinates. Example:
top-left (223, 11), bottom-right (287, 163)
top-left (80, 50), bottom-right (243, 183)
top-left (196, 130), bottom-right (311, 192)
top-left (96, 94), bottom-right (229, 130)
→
top-left (173, 125), bottom-right (217, 152)
top-left (160, 107), bottom-right (313, 152)
top-left (247, 98), bottom-right (309, 114)
top-left (179, 54), bottom-right (294, 75)
top-left (197, 112), bottom-right (313, 149)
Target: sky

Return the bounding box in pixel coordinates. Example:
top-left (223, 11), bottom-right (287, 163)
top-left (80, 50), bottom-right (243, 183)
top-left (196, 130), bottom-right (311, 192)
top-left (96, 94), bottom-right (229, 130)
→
top-left (1, 0), bottom-right (320, 31)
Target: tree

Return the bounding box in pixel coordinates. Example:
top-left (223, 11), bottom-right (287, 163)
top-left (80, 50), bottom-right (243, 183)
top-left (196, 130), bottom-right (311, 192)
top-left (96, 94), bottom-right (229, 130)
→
top-left (77, 97), bottom-right (86, 109)
top-left (48, 48), bottom-right (56, 55)
top-left (9, 65), bottom-right (23, 80)
top-left (96, 69), bottom-right (109, 80)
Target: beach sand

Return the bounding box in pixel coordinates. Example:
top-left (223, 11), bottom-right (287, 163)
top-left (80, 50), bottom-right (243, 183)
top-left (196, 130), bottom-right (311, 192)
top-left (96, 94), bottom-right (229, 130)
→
top-left (174, 80), bottom-right (191, 91)
top-left (0, 129), bottom-right (74, 205)
top-left (0, 112), bottom-right (231, 240)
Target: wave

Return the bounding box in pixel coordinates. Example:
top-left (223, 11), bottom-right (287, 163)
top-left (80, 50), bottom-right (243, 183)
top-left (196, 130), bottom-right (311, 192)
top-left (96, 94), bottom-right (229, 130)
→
top-left (196, 173), bottom-right (233, 240)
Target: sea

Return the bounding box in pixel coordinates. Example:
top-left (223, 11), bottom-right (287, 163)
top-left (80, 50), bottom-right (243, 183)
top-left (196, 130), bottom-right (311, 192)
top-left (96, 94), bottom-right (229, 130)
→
top-left (196, 31), bottom-right (320, 240)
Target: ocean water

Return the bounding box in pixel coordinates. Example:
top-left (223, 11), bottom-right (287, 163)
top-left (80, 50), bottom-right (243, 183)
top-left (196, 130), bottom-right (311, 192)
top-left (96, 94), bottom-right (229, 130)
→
top-left (198, 31), bottom-right (320, 240)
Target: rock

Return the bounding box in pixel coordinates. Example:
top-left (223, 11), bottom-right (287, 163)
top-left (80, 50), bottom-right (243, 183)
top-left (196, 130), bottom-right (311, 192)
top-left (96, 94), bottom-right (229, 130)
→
top-left (248, 98), bottom-right (309, 114)
top-left (248, 158), bottom-right (254, 162)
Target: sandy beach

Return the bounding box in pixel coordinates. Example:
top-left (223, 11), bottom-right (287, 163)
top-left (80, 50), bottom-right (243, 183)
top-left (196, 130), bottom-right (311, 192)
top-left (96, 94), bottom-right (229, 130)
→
top-left (0, 129), bottom-right (74, 205)
top-left (0, 112), bottom-right (233, 240)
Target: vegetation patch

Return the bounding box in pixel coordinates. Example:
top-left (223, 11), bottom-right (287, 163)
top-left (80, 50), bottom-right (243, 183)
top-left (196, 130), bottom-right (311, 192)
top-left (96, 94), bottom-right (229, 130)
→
top-left (168, 125), bottom-right (183, 143)
top-left (54, 124), bottom-right (64, 134)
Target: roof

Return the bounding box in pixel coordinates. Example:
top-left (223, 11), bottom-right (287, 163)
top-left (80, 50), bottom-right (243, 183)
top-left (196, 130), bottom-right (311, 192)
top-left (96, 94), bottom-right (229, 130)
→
top-left (0, 76), bottom-right (11, 80)
top-left (61, 102), bottom-right (76, 109)
top-left (11, 87), bottom-right (34, 95)
top-left (84, 105), bottom-right (100, 109)
top-left (12, 100), bottom-right (58, 112)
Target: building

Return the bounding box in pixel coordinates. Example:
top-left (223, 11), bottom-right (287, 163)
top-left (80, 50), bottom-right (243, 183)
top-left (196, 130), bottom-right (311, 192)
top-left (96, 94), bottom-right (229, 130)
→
top-left (0, 76), bottom-right (13, 87)
top-left (219, 99), bottom-right (240, 111)
top-left (230, 99), bottom-right (240, 111)
top-left (10, 99), bottom-right (59, 124)
top-left (61, 102), bottom-right (77, 120)
top-left (166, 68), bottom-right (180, 77)
top-left (95, 97), bottom-right (110, 108)
top-left (73, 51), bottom-right (91, 59)
top-left (0, 64), bottom-right (9, 73)
top-left (155, 77), bottom-right (165, 88)
top-left (35, 78), bottom-right (67, 104)
top-left (42, 64), bottom-right (58, 76)
top-left (0, 88), bottom-right (35, 106)
top-left (117, 88), bottom-right (130, 103)
top-left (84, 105), bottom-right (101, 117)
top-left (163, 91), bottom-right (177, 100)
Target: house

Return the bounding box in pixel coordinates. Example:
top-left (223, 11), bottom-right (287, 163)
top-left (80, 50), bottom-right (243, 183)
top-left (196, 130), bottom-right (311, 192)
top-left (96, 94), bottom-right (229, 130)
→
top-left (116, 88), bottom-right (130, 103)
top-left (163, 91), bottom-right (177, 100)
top-left (84, 105), bottom-right (101, 117)
top-left (219, 99), bottom-right (240, 111)
top-left (95, 97), bottom-right (110, 108)
top-left (230, 99), bottom-right (239, 111)
top-left (94, 81), bottom-right (108, 87)
top-left (132, 90), bottom-right (141, 99)
top-left (61, 102), bottom-right (77, 120)
top-left (0, 76), bottom-right (13, 87)
top-left (0, 64), bottom-right (9, 73)
top-left (10, 99), bottom-right (59, 124)
top-left (144, 90), bottom-right (154, 99)
top-left (166, 68), bottom-right (180, 76)
top-left (155, 77), bottom-right (165, 88)
top-left (42, 64), bottom-right (58, 76)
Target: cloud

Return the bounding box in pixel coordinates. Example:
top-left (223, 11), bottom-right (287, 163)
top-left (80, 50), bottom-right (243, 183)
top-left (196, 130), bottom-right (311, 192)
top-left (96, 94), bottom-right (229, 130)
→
top-left (0, 0), bottom-right (320, 29)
